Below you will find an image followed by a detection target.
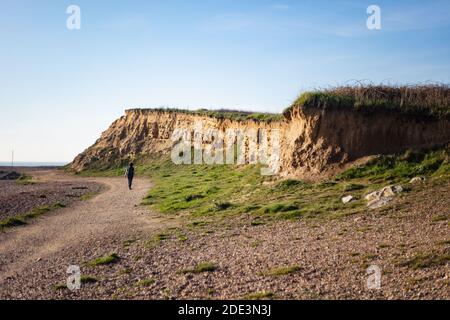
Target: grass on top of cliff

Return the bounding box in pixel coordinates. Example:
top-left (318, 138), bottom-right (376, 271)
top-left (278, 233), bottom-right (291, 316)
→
top-left (127, 107), bottom-right (283, 122)
top-left (284, 84), bottom-right (450, 119)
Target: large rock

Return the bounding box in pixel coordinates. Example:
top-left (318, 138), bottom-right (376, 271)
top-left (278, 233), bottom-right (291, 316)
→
top-left (364, 185), bottom-right (403, 209)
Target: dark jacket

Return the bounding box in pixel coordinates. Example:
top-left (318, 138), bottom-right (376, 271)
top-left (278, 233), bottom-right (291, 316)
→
top-left (126, 166), bottom-right (135, 178)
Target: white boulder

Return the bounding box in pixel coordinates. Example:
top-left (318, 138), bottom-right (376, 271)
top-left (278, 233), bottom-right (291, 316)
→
top-left (364, 185), bottom-right (404, 209)
top-left (409, 176), bottom-right (426, 184)
top-left (341, 195), bottom-right (355, 204)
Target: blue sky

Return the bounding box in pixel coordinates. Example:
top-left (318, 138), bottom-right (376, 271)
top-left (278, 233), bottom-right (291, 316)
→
top-left (1, 0), bottom-right (450, 162)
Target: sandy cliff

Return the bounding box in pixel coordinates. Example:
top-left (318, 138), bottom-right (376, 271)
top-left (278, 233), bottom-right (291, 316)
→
top-left (71, 107), bottom-right (450, 179)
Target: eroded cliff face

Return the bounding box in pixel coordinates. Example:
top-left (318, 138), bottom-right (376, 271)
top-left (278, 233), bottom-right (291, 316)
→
top-left (71, 108), bottom-right (450, 179)
top-left (282, 107), bottom-right (450, 178)
top-left (71, 110), bottom-right (283, 172)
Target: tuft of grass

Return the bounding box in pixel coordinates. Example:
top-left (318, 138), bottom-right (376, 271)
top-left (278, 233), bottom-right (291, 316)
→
top-left (193, 262), bottom-right (217, 273)
top-left (181, 262), bottom-right (217, 274)
top-left (250, 240), bottom-right (262, 248)
top-left (154, 233), bottom-right (170, 242)
top-left (399, 253), bottom-right (450, 270)
top-left (276, 179), bottom-right (309, 190)
top-left (23, 203), bottom-right (66, 220)
top-left (259, 265), bottom-right (300, 276)
top-left (185, 194), bottom-right (205, 202)
top-left (123, 239), bottom-right (137, 247)
top-left (0, 202), bottom-right (66, 231)
top-left (177, 233), bottom-right (188, 242)
top-left (431, 214), bottom-right (448, 222)
top-left (263, 203), bottom-right (299, 214)
top-left (0, 217), bottom-right (27, 228)
top-left (54, 275), bottom-right (98, 290)
top-left (343, 183), bottom-right (365, 192)
top-left (243, 291), bottom-right (274, 300)
top-left (137, 278), bottom-right (155, 287)
top-left (88, 253), bottom-right (120, 267)
top-left (54, 283), bottom-right (67, 290)
top-left (250, 219), bottom-right (265, 226)
top-left (79, 192), bottom-right (99, 201)
top-left (188, 221), bottom-right (208, 228)
top-left (121, 268), bottom-right (132, 274)
top-left (81, 275), bottom-right (99, 284)
top-left (243, 205), bottom-right (261, 213)
top-left (361, 253), bottom-right (379, 262)
top-left (214, 201), bottom-right (233, 210)
top-left (15, 173), bottom-right (36, 185)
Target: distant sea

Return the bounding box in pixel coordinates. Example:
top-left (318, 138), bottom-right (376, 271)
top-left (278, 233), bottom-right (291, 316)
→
top-left (0, 162), bottom-right (68, 167)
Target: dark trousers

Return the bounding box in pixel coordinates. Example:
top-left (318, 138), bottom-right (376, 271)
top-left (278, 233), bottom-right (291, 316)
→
top-left (128, 176), bottom-right (134, 189)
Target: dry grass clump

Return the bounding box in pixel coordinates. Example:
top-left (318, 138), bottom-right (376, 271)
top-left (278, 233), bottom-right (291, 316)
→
top-left (126, 108), bottom-right (283, 122)
top-left (285, 83), bottom-right (450, 119)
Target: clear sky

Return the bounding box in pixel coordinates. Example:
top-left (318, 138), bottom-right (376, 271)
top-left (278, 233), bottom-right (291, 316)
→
top-left (1, 0), bottom-right (450, 162)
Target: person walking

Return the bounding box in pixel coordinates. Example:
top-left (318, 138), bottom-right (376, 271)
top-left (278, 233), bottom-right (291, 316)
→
top-left (125, 163), bottom-right (135, 190)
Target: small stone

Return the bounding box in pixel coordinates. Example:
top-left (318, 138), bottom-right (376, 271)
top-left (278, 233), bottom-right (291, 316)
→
top-left (409, 176), bottom-right (426, 184)
top-left (367, 197), bottom-right (391, 209)
top-left (364, 190), bottom-right (380, 202)
top-left (341, 195), bottom-right (355, 204)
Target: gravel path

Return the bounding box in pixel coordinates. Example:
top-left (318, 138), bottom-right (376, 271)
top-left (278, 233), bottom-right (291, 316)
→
top-left (0, 170), bottom-right (177, 297)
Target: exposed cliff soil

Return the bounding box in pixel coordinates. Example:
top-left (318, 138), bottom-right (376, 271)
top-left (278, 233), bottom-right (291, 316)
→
top-left (282, 107), bottom-right (450, 178)
top-left (71, 106), bottom-right (450, 179)
top-left (71, 109), bottom-right (283, 172)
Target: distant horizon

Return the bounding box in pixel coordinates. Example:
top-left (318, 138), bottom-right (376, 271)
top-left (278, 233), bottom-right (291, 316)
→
top-left (0, 161), bottom-right (69, 166)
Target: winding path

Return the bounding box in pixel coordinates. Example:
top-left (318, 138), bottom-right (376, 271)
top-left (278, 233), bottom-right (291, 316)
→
top-left (0, 170), bottom-right (174, 285)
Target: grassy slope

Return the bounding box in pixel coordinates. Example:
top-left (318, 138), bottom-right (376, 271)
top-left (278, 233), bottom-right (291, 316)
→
top-left (88, 146), bottom-right (450, 225)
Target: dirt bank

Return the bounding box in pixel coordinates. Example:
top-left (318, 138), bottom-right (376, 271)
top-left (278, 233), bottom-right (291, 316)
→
top-left (70, 108), bottom-right (450, 180)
